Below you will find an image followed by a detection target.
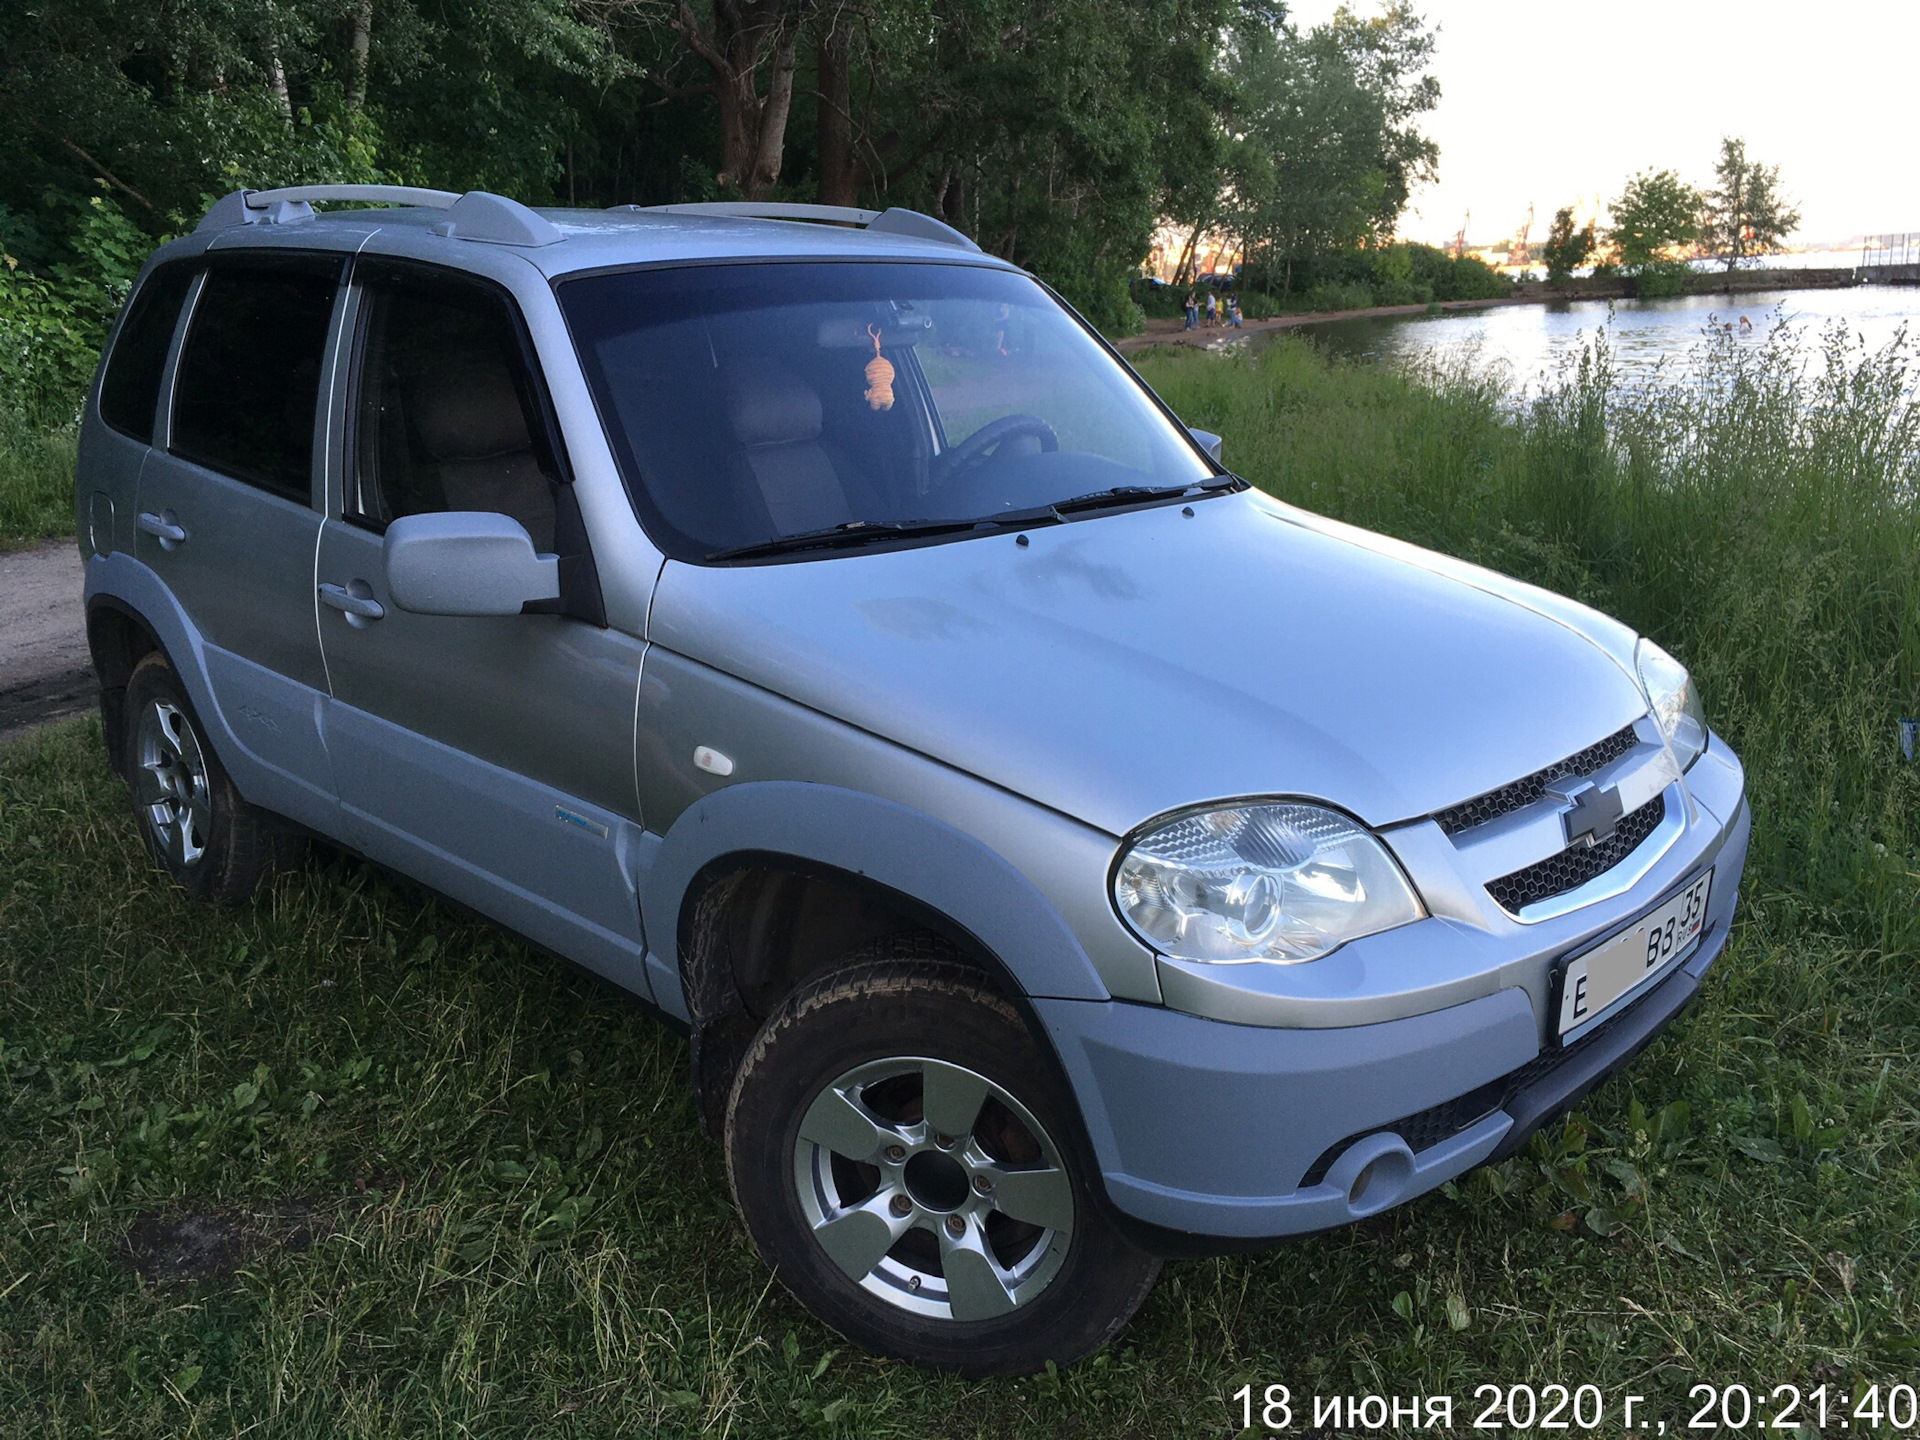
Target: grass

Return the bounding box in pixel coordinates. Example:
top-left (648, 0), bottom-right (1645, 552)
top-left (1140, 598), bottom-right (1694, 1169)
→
top-left (0, 408), bottom-right (77, 549)
top-left (3, 328), bottom-right (1917, 1435)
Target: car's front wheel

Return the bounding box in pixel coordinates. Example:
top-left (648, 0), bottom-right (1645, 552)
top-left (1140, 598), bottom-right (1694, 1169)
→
top-left (724, 955), bottom-right (1160, 1375)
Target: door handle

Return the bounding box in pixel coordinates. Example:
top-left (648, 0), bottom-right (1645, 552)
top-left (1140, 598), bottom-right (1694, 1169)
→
top-left (136, 510), bottom-right (187, 547)
top-left (318, 582), bottom-right (385, 622)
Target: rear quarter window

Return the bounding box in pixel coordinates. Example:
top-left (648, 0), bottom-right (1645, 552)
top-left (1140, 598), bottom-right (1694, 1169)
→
top-left (170, 255), bottom-right (342, 498)
top-left (98, 263), bottom-right (195, 442)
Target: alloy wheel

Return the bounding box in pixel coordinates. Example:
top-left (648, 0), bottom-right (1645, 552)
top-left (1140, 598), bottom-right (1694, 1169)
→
top-left (792, 1056), bottom-right (1075, 1321)
top-left (134, 698), bottom-right (211, 868)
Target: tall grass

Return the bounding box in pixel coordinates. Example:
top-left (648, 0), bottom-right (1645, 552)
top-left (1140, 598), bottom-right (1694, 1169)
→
top-left (1, 332), bottom-right (1915, 1435)
top-left (0, 408), bottom-right (77, 548)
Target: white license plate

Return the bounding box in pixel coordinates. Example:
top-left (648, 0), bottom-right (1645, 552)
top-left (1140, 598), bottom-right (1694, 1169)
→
top-left (1557, 869), bottom-right (1713, 1039)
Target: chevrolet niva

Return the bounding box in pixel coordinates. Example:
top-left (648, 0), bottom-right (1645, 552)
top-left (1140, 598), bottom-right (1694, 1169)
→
top-left (74, 185), bottom-right (1749, 1375)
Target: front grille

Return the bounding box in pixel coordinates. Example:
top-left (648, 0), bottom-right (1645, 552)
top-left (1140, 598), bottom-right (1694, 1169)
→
top-left (1485, 794), bottom-right (1667, 914)
top-left (1435, 724), bottom-right (1640, 835)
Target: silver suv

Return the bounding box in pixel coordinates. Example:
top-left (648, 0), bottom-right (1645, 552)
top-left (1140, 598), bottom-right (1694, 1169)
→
top-left (76, 185), bottom-right (1750, 1375)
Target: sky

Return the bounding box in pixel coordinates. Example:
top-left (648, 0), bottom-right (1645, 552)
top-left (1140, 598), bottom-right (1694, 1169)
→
top-left (1279, 0), bottom-right (1920, 249)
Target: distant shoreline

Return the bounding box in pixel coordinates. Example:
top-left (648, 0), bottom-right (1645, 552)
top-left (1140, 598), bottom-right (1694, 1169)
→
top-left (1114, 267), bottom-right (1869, 354)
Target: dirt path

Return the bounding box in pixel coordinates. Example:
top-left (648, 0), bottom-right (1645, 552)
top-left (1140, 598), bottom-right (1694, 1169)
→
top-left (1112, 293), bottom-right (1535, 354)
top-left (0, 541), bottom-right (93, 745)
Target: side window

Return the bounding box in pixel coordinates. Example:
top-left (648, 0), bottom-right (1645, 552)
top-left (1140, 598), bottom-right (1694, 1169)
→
top-left (350, 272), bottom-right (559, 552)
top-left (98, 263), bottom-right (195, 442)
top-left (171, 257), bottom-right (340, 498)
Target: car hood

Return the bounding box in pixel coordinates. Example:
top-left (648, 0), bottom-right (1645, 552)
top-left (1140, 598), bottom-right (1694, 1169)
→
top-left (648, 490), bottom-right (1651, 837)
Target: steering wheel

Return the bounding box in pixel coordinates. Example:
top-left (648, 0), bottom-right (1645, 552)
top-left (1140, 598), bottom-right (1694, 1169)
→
top-left (934, 413), bottom-right (1059, 484)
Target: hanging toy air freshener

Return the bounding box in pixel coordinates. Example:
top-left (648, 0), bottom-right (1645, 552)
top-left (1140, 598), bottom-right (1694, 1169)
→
top-left (863, 323), bottom-right (895, 411)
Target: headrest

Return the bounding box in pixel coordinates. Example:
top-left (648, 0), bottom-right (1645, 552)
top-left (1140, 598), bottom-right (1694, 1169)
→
top-left (410, 363), bottom-right (533, 460)
top-left (727, 366), bottom-right (823, 448)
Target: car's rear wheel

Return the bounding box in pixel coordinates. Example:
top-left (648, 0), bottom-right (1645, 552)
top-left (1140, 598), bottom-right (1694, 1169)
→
top-left (724, 956), bottom-right (1160, 1375)
top-left (123, 651), bottom-right (294, 902)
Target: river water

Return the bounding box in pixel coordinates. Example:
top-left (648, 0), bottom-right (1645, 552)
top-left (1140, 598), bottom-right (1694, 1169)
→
top-left (1293, 284), bottom-right (1920, 390)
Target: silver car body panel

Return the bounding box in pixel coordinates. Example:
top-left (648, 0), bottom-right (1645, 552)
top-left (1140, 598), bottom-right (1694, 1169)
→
top-left (634, 647), bottom-right (1161, 1004)
top-left (646, 487), bottom-right (1650, 836)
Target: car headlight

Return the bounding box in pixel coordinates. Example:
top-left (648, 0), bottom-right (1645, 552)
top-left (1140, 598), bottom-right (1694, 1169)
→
top-left (1113, 802), bottom-right (1425, 964)
top-left (1635, 638), bottom-right (1707, 771)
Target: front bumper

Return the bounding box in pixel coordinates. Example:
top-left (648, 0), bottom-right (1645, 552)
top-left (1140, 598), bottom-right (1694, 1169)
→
top-left (1036, 771), bottom-right (1750, 1250)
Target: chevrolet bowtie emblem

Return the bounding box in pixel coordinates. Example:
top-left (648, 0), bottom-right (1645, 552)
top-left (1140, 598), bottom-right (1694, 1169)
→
top-left (1546, 778), bottom-right (1624, 848)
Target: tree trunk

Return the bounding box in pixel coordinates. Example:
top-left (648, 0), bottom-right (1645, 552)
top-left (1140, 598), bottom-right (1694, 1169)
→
top-left (679, 0), bottom-right (809, 201)
top-left (345, 0), bottom-right (373, 111)
top-left (815, 15), bottom-right (855, 207)
top-left (267, 50), bottom-right (293, 127)
top-left (745, 26), bottom-right (798, 199)
top-left (1172, 218), bottom-right (1203, 284)
top-left (938, 168), bottom-right (965, 230)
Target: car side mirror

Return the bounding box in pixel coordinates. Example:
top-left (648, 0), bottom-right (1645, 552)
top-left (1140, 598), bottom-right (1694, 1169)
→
top-left (1188, 427), bottom-right (1224, 464)
top-left (382, 511), bottom-right (561, 617)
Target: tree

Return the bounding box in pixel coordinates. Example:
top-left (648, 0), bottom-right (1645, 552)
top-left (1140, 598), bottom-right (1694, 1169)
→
top-left (1222, 6), bottom-right (1439, 296)
top-left (576, 0), bottom-right (816, 200)
top-left (1540, 204), bottom-right (1595, 286)
top-left (1325, 2), bottom-right (1440, 237)
top-left (1607, 168), bottom-right (1700, 295)
top-left (1701, 136), bottom-right (1800, 271)
top-left (803, 0), bottom-right (1237, 332)
top-left (811, 5), bottom-right (856, 206)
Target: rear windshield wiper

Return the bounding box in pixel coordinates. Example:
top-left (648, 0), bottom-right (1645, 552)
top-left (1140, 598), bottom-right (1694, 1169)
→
top-left (705, 511), bottom-right (1058, 563)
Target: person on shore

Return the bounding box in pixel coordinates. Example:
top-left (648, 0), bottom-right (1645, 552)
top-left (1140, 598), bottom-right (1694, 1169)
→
top-left (1230, 294), bottom-right (1243, 328)
top-left (1205, 291), bottom-right (1217, 327)
top-left (1184, 290), bottom-right (1198, 330)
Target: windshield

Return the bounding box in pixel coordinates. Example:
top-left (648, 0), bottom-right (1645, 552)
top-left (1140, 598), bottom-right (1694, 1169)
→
top-left (557, 262), bottom-right (1216, 560)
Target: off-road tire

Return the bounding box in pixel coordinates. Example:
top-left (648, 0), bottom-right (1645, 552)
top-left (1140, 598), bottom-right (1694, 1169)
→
top-left (724, 956), bottom-right (1161, 1375)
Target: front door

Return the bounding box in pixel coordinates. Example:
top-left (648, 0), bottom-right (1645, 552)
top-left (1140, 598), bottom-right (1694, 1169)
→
top-left (313, 260), bottom-right (648, 986)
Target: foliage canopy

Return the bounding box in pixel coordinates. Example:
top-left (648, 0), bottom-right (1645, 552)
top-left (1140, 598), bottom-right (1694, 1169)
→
top-left (0, 0), bottom-right (1445, 351)
top-left (1701, 136), bottom-right (1801, 272)
top-left (1607, 168), bottom-right (1703, 296)
top-left (1541, 205), bottom-right (1596, 286)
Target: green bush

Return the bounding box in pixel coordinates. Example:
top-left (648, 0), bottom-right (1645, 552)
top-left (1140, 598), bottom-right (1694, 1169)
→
top-left (0, 193), bottom-right (150, 426)
top-left (1368, 243), bottom-right (1434, 306)
top-left (1129, 280), bottom-right (1188, 319)
top-left (1405, 244), bottom-right (1509, 301)
top-left (1236, 288), bottom-right (1283, 319)
top-left (1631, 259), bottom-right (1690, 298)
top-left (1298, 280), bottom-right (1373, 313)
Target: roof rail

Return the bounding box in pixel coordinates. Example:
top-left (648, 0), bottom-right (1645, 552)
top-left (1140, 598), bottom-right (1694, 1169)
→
top-left (635, 201), bottom-right (981, 253)
top-left (197, 186), bottom-right (562, 248)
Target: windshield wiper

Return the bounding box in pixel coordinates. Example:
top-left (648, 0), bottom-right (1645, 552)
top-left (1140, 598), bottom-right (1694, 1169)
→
top-left (705, 512), bottom-right (1056, 563)
top-left (703, 477), bottom-right (1244, 562)
top-left (1051, 474), bottom-right (1246, 515)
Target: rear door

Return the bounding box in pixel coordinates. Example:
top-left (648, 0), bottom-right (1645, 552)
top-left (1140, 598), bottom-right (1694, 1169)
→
top-left (313, 259), bottom-right (648, 987)
top-left (134, 252), bottom-right (344, 832)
